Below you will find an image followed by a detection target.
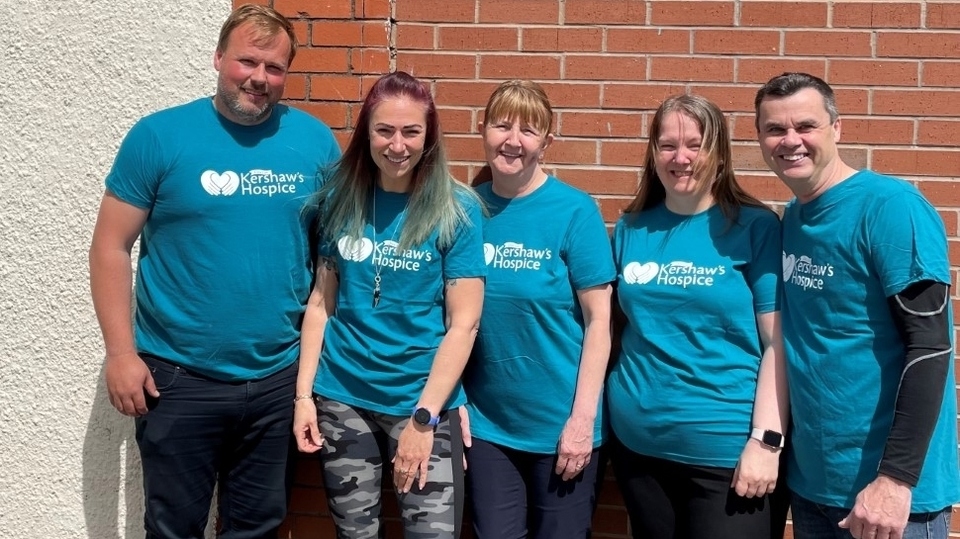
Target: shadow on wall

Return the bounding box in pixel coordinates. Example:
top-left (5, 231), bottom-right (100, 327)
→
top-left (81, 362), bottom-right (142, 538)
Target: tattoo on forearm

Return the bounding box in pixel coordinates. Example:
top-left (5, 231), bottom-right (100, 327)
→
top-left (320, 256), bottom-right (339, 275)
top-left (316, 257), bottom-right (339, 291)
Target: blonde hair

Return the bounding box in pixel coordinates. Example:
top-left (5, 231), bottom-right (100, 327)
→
top-left (481, 80), bottom-right (554, 135)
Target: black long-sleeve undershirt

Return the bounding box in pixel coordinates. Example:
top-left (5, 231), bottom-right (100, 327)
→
top-left (878, 280), bottom-right (952, 486)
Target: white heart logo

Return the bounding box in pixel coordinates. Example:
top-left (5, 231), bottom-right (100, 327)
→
top-left (200, 170), bottom-right (240, 196)
top-left (337, 237), bottom-right (374, 262)
top-left (623, 261), bottom-right (658, 285)
top-left (782, 252), bottom-right (796, 282)
top-left (483, 243), bottom-right (496, 265)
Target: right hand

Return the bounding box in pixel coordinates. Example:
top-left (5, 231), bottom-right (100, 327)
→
top-left (839, 475), bottom-right (911, 539)
top-left (731, 438), bottom-right (780, 498)
top-left (393, 421), bottom-right (434, 493)
top-left (293, 398), bottom-right (324, 453)
top-left (105, 352), bottom-right (158, 417)
top-left (555, 414), bottom-right (594, 481)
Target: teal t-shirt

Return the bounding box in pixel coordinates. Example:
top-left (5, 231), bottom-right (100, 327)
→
top-left (105, 98), bottom-right (341, 381)
top-left (608, 203), bottom-right (781, 467)
top-left (465, 177), bottom-right (616, 454)
top-left (782, 170), bottom-right (960, 511)
top-left (315, 186), bottom-right (486, 416)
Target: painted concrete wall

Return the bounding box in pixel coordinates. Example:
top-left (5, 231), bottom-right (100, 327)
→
top-left (1, 1), bottom-right (228, 536)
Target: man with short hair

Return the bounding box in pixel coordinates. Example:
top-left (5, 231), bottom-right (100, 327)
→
top-left (89, 5), bottom-right (340, 538)
top-left (755, 71), bottom-right (959, 539)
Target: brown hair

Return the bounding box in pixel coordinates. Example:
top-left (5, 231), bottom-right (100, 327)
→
top-left (626, 94), bottom-right (767, 223)
top-left (216, 4), bottom-right (298, 65)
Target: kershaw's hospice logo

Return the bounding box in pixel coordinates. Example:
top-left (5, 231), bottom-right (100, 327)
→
top-left (782, 252), bottom-right (833, 291)
top-left (337, 236), bottom-right (432, 271)
top-left (622, 260), bottom-right (725, 288)
top-left (483, 241), bottom-right (552, 271)
top-left (200, 168), bottom-right (305, 197)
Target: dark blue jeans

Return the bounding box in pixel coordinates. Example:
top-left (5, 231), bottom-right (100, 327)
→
top-left (791, 493), bottom-right (952, 539)
top-left (466, 438), bottom-right (602, 539)
top-left (135, 355), bottom-right (297, 539)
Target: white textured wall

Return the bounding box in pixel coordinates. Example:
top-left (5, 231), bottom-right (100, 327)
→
top-left (1, 1), bottom-right (228, 537)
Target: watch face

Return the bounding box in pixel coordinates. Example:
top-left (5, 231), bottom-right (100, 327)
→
top-left (413, 408), bottom-right (432, 426)
top-left (762, 430), bottom-right (783, 447)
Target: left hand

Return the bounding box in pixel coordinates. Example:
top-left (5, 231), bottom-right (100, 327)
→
top-left (731, 438), bottom-right (780, 498)
top-left (459, 405), bottom-right (471, 470)
top-left (838, 475), bottom-right (911, 539)
top-left (555, 414), bottom-right (594, 481)
top-left (392, 420), bottom-right (435, 494)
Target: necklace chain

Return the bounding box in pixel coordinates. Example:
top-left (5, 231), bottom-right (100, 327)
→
top-left (371, 188), bottom-right (403, 308)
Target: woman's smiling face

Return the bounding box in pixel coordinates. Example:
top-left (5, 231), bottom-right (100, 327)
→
top-left (369, 96), bottom-right (428, 187)
top-left (482, 116), bottom-right (551, 178)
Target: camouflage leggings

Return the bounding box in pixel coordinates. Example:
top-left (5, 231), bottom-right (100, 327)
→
top-left (316, 399), bottom-right (464, 539)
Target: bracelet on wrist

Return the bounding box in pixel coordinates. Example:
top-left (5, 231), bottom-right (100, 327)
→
top-left (293, 394), bottom-right (314, 403)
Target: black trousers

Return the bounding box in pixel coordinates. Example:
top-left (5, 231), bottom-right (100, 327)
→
top-left (610, 438), bottom-right (780, 539)
top-left (466, 438), bottom-right (602, 539)
top-left (135, 356), bottom-right (297, 539)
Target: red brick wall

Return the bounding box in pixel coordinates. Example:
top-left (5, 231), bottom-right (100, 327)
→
top-left (238, 0), bottom-right (960, 537)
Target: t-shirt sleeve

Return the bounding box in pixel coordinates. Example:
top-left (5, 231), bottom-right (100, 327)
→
top-left (104, 119), bottom-right (165, 209)
top-left (563, 196), bottom-right (616, 290)
top-left (309, 126), bottom-right (342, 192)
top-left (325, 134), bottom-right (342, 164)
top-left (611, 216), bottom-right (627, 275)
top-left (745, 211), bottom-right (782, 314)
top-left (442, 194), bottom-right (487, 279)
top-left (320, 126), bottom-right (342, 178)
top-left (868, 192), bottom-right (950, 297)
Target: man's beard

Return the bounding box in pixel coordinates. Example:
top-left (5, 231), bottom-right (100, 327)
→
top-left (217, 80), bottom-right (274, 124)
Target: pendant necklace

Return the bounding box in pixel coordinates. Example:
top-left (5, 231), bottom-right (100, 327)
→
top-left (370, 188), bottom-right (406, 308)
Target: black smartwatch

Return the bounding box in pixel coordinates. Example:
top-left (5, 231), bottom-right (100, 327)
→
top-left (412, 407), bottom-right (440, 428)
top-left (750, 428), bottom-right (784, 449)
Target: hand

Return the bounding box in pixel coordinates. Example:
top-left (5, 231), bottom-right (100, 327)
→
top-left (293, 398), bottom-right (323, 453)
top-left (555, 414), bottom-right (594, 481)
top-left (731, 438), bottom-right (780, 498)
top-left (392, 420), bottom-right (434, 494)
top-left (839, 475), bottom-right (911, 539)
top-left (459, 405), bottom-right (471, 470)
top-left (105, 352), bottom-right (158, 417)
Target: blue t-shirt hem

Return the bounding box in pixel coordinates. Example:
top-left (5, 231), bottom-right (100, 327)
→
top-left (571, 271), bottom-right (617, 291)
top-left (612, 424), bottom-right (740, 469)
top-left (755, 301), bottom-right (778, 314)
top-left (316, 389), bottom-right (466, 417)
top-left (137, 349), bottom-right (298, 382)
top-left (787, 484), bottom-right (960, 514)
top-left (471, 427), bottom-right (605, 455)
top-left (885, 270), bottom-right (952, 298)
top-left (443, 270), bottom-right (487, 280)
top-left (104, 186), bottom-right (153, 210)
